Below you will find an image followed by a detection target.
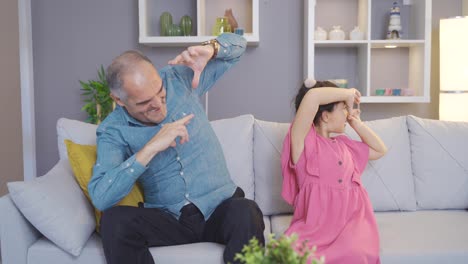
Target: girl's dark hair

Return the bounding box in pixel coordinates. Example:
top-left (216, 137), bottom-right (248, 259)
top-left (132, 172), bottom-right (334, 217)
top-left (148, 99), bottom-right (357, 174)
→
top-left (294, 80), bottom-right (340, 126)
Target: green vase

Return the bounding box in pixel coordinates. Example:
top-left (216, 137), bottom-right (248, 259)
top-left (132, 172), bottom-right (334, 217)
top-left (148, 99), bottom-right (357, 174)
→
top-left (166, 24), bottom-right (182, 36)
top-left (212, 17), bottom-right (231, 36)
top-left (159, 12), bottom-right (172, 36)
top-left (180, 15), bottom-right (193, 36)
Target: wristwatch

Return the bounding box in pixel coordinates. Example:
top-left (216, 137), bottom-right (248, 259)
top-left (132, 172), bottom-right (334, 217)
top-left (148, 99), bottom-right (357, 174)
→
top-left (201, 39), bottom-right (220, 60)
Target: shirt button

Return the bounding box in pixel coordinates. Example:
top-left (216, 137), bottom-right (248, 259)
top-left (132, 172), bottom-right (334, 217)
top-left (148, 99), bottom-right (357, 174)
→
top-left (338, 161), bottom-right (342, 166)
top-left (180, 171), bottom-right (184, 176)
top-left (176, 156), bottom-right (181, 161)
top-left (185, 193), bottom-right (190, 198)
top-left (338, 179), bottom-right (343, 183)
top-left (125, 162), bottom-right (130, 167)
top-left (182, 112), bottom-right (187, 116)
top-left (129, 168), bottom-right (134, 173)
top-left (108, 179), bottom-right (112, 183)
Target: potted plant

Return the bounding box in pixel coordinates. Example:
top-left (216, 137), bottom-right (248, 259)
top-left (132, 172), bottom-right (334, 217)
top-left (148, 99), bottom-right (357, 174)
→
top-left (234, 233), bottom-right (325, 264)
top-left (79, 66), bottom-right (115, 124)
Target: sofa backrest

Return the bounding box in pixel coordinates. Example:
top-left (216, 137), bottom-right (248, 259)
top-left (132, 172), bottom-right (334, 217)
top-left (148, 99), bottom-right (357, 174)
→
top-left (56, 115), bottom-right (256, 199)
top-left (56, 115), bottom-right (468, 216)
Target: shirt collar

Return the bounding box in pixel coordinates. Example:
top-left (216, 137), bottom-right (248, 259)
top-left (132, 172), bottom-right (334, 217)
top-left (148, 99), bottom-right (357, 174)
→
top-left (117, 105), bottom-right (152, 127)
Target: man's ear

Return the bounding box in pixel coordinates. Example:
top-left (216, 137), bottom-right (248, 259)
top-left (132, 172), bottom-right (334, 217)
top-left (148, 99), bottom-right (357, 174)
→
top-left (110, 93), bottom-right (125, 107)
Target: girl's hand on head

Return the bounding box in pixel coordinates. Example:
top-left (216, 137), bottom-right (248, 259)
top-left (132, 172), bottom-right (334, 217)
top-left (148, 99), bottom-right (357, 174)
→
top-left (347, 108), bottom-right (362, 125)
top-left (346, 88), bottom-right (361, 110)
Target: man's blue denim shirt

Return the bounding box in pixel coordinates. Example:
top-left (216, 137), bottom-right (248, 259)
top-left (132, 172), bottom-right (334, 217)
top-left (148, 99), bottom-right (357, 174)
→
top-left (88, 33), bottom-right (246, 220)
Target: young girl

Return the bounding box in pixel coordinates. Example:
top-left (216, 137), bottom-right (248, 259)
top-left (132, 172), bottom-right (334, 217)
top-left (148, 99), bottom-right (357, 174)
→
top-left (281, 79), bottom-right (387, 264)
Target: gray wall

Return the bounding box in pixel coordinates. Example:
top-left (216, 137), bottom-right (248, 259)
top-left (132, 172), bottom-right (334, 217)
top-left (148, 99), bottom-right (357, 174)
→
top-left (32, 0), bottom-right (463, 176)
top-left (1, 0), bottom-right (23, 195)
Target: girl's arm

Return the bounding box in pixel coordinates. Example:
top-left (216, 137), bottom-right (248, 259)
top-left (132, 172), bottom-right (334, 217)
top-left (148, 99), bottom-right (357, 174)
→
top-left (291, 88), bottom-right (360, 163)
top-left (347, 110), bottom-right (388, 160)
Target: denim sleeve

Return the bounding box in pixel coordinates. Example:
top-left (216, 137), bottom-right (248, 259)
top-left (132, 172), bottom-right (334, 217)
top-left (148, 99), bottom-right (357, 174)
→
top-left (167, 33), bottom-right (247, 97)
top-left (88, 128), bottom-right (147, 211)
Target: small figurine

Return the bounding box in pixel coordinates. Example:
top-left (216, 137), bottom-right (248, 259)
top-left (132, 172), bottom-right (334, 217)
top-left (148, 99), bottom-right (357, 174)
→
top-left (386, 1), bottom-right (402, 39)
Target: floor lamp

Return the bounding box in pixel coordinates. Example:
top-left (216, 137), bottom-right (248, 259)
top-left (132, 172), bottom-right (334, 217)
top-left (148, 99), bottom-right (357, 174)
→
top-left (439, 16), bottom-right (468, 122)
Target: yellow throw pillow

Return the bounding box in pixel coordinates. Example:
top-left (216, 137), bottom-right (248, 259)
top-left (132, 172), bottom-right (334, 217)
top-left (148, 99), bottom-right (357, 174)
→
top-left (64, 140), bottom-right (144, 231)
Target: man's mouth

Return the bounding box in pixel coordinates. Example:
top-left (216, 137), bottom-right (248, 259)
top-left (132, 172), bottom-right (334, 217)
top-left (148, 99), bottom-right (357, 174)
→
top-left (148, 107), bottom-right (160, 114)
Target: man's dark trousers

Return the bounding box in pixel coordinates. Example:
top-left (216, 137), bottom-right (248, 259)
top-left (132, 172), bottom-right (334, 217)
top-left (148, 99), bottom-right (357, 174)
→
top-left (100, 188), bottom-right (265, 264)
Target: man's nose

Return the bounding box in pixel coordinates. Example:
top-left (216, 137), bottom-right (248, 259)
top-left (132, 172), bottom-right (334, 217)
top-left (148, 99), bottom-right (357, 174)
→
top-left (150, 97), bottom-right (162, 108)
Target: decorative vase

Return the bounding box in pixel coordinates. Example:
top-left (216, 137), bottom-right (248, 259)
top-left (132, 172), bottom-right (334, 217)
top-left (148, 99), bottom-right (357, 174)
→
top-left (329, 26), bottom-right (345, 40)
top-left (314, 27), bottom-right (327, 40)
top-left (166, 24), bottom-right (182, 36)
top-left (159, 12), bottom-right (173, 36)
top-left (212, 17), bottom-right (231, 36)
top-left (349, 26), bottom-right (364, 40)
top-left (180, 15), bottom-right (193, 36)
top-left (224, 8), bottom-right (238, 33)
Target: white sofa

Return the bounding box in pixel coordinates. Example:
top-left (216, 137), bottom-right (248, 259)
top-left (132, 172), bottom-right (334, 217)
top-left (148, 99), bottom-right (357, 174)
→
top-left (1, 114), bottom-right (468, 264)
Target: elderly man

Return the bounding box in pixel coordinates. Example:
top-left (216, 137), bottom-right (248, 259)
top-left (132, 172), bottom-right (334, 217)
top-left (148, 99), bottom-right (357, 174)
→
top-left (88, 33), bottom-right (264, 264)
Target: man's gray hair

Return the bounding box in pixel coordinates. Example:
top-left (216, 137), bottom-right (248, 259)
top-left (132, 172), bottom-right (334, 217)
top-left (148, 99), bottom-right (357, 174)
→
top-left (106, 50), bottom-right (153, 101)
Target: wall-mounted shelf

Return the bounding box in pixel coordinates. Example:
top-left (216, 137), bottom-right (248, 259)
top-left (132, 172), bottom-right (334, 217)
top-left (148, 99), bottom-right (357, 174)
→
top-left (138, 0), bottom-right (259, 47)
top-left (305, 0), bottom-right (432, 103)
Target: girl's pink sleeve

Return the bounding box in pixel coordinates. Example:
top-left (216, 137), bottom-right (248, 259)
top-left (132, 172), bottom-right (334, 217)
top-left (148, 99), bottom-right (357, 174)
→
top-left (340, 136), bottom-right (370, 176)
top-left (281, 126), bottom-right (298, 206)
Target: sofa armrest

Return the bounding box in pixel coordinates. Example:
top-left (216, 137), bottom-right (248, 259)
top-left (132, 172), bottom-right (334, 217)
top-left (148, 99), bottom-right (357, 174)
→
top-left (0, 194), bottom-right (41, 264)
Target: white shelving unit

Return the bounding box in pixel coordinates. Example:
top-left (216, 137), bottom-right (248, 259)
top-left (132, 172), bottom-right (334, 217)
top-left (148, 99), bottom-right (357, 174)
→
top-left (138, 0), bottom-right (259, 47)
top-left (305, 0), bottom-right (432, 103)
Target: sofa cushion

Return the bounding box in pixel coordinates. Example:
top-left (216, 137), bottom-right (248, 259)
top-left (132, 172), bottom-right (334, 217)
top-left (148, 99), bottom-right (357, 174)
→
top-left (344, 116), bottom-right (417, 211)
top-left (407, 115), bottom-right (468, 209)
top-left (28, 234), bottom-right (225, 264)
top-left (57, 115), bottom-right (255, 199)
top-left (376, 210), bottom-right (468, 264)
top-left (270, 211), bottom-right (468, 264)
top-left (253, 119), bottom-right (292, 215)
top-left (65, 140), bottom-right (144, 231)
top-left (254, 117), bottom-right (416, 215)
top-left (57, 118), bottom-right (98, 160)
top-left (7, 159), bottom-right (95, 257)
top-left (210, 115), bottom-right (255, 199)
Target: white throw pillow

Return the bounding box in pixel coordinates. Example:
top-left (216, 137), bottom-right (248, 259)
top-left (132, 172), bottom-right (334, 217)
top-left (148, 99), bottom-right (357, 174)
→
top-left (407, 115), bottom-right (468, 209)
top-left (7, 159), bottom-right (95, 256)
top-left (57, 118), bottom-right (98, 160)
top-left (345, 116), bottom-right (416, 211)
top-left (253, 119), bottom-right (292, 215)
top-left (211, 115), bottom-right (255, 199)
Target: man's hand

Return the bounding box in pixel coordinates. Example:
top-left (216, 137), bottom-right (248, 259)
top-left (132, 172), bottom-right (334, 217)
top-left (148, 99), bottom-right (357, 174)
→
top-left (136, 114), bottom-right (194, 166)
top-left (168, 45), bottom-right (214, 89)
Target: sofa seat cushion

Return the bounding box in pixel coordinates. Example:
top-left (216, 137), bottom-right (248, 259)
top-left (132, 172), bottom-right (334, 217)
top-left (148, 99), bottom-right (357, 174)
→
top-left (28, 234), bottom-right (225, 264)
top-left (27, 216), bottom-right (271, 264)
top-left (270, 211), bottom-right (468, 264)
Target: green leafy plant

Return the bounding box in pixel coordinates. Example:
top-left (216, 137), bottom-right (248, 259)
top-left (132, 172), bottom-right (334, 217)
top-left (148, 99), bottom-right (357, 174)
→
top-left (79, 65), bottom-right (114, 124)
top-left (234, 233), bottom-right (325, 264)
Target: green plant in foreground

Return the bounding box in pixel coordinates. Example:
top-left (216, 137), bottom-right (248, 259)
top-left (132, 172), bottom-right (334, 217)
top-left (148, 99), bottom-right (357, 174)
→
top-left (234, 233), bottom-right (325, 264)
top-left (79, 65), bottom-right (114, 124)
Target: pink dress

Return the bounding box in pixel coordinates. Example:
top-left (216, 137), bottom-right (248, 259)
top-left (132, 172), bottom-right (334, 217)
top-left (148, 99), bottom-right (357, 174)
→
top-left (281, 124), bottom-right (380, 264)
